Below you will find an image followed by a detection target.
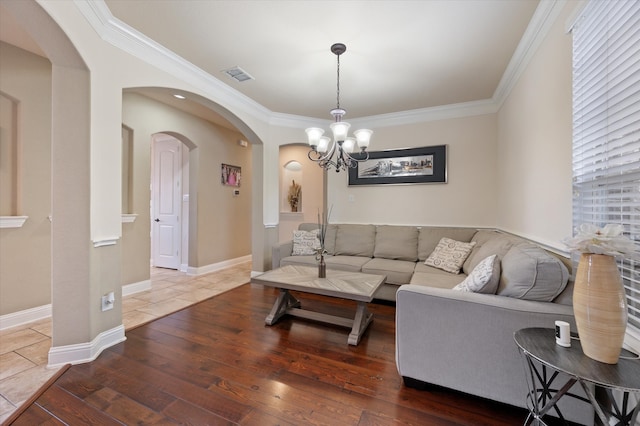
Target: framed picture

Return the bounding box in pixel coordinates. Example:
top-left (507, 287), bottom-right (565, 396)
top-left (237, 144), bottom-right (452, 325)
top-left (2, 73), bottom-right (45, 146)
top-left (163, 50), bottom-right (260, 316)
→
top-left (348, 145), bottom-right (447, 186)
top-left (221, 163), bottom-right (241, 187)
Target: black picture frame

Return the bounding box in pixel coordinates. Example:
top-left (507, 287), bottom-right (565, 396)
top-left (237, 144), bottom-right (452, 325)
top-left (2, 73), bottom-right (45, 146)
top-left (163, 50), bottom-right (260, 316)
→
top-left (348, 145), bottom-right (447, 186)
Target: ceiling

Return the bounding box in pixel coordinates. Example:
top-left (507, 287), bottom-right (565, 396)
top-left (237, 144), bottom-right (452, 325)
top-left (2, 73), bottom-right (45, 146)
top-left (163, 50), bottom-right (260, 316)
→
top-left (104, 0), bottom-right (540, 120)
top-left (1, 0), bottom-right (541, 122)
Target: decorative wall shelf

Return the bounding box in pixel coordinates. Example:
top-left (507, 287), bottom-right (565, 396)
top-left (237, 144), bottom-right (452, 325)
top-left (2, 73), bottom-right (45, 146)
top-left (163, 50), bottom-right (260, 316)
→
top-left (280, 212), bottom-right (304, 218)
top-left (0, 216), bottom-right (28, 229)
top-left (121, 214), bottom-right (138, 223)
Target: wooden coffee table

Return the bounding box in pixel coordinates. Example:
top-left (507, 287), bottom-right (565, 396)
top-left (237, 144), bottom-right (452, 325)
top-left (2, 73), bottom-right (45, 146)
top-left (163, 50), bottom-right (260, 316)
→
top-left (251, 265), bottom-right (386, 345)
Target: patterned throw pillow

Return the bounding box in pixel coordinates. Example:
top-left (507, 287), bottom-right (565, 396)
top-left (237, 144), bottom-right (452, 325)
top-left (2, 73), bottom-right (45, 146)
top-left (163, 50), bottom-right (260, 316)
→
top-left (292, 229), bottom-right (321, 256)
top-left (453, 255), bottom-right (501, 294)
top-left (424, 237), bottom-right (476, 274)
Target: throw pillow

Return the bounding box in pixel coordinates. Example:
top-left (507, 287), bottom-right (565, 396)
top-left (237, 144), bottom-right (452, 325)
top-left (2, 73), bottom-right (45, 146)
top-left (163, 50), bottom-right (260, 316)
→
top-left (453, 255), bottom-right (501, 294)
top-left (424, 237), bottom-right (476, 274)
top-left (292, 229), bottom-right (321, 256)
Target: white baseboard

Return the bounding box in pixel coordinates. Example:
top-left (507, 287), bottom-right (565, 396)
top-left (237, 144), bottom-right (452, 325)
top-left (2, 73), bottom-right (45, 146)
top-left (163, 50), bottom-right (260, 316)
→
top-left (122, 279), bottom-right (152, 297)
top-left (0, 304), bottom-right (52, 330)
top-left (48, 324), bottom-right (126, 368)
top-left (186, 255), bottom-right (252, 276)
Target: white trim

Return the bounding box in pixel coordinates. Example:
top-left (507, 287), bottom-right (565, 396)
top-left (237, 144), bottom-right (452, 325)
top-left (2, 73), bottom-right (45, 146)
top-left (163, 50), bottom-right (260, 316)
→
top-left (0, 216), bottom-right (28, 228)
top-left (93, 236), bottom-right (119, 247)
top-left (624, 328), bottom-right (640, 355)
top-left (73, 0), bottom-right (271, 124)
top-left (48, 324), bottom-right (126, 368)
top-left (493, 0), bottom-right (566, 109)
top-left (251, 270), bottom-right (263, 278)
top-left (121, 214), bottom-right (138, 223)
top-left (122, 279), bottom-right (151, 297)
top-left (73, 0), bottom-right (563, 128)
top-left (0, 304), bottom-right (51, 330)
top-left (179, 263), bottom-right (188, 273)
top-left (186, 255), bottom-right (252, 276)
top-left (350, 99), bottom-right (498, 129)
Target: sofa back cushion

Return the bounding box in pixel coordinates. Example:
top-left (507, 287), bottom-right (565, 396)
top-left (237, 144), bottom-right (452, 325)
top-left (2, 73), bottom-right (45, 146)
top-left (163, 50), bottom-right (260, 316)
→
top-left (334, 224), bottom-right (376, 257)
top-left (374, 225), bottom-right (419, 261)
top-left (498, 243), bottom-right (569, 302)
top-left (462, 231), bottom-right (517, 274)
top-left (418, 227), bottom-right (477, 261)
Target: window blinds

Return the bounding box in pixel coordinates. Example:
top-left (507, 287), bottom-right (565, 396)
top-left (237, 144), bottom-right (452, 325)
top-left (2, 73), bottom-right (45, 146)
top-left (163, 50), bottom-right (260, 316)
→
top-left (572, 1), bottom-right (640, 330)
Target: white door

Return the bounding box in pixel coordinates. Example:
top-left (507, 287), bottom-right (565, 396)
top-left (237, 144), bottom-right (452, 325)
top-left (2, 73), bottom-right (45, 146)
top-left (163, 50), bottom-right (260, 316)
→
top-left (152, 136), bottom-right (181, 269)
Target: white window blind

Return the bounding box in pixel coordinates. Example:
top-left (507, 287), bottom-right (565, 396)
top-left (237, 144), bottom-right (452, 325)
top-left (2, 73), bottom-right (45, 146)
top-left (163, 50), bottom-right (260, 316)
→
top-left (572, 1), bottom-right (640, 332)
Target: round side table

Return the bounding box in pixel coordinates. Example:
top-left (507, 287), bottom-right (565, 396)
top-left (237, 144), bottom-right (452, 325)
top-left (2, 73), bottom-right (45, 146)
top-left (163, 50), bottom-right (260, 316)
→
top-left (514, 327), bottom-right (640, 426)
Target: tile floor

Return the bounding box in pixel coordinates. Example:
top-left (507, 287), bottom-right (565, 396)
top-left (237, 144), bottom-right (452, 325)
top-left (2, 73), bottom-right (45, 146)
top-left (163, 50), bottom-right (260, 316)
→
top-left (0, 262), bottom-right (252, 422)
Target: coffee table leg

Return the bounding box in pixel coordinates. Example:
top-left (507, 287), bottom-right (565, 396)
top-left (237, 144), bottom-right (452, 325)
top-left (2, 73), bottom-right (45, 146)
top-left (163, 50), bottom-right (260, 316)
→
top-left (266, 289), bottom-right (301, 325)
top-left (348, 302), bottom-right (373, 345)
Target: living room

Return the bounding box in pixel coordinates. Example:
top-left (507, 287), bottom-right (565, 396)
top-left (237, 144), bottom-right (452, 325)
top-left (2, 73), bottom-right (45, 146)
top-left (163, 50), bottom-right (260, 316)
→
top-left (0, 0), bottom-right (638, 424)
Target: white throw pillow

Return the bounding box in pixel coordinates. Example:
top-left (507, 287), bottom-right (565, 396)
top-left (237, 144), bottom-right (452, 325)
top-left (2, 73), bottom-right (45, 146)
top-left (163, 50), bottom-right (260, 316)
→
top-left (424, 237), bottom-right (476, 274)
top-left (453, 255), bottom-right (501, 294)
top-left (292, 229), bottom-right (321, 256)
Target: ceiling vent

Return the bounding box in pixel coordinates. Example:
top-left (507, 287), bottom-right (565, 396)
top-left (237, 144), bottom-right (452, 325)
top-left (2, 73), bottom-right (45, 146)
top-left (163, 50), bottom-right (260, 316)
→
top-left (222, 66), bottom-right (254, 82)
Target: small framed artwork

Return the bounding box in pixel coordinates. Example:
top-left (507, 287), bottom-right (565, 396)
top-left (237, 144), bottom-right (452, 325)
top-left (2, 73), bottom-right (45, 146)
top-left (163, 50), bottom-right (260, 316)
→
top-left (348, 145), bottom-right (447, 186)
top-left (221, 163), bottom-right (241, 187)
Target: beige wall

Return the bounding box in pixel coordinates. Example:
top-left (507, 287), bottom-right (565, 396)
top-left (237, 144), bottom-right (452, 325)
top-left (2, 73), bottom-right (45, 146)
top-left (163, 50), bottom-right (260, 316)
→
top-left (278, 144), bottom-right (325, 241)
top-left (496, 1), bottom-right (577, 250)
top-left (328, 114), bottom-right (499, 227)
top-left (0, 42), bottom-right (52, 315)
top-left (121, 92), bottom-right (252, 286)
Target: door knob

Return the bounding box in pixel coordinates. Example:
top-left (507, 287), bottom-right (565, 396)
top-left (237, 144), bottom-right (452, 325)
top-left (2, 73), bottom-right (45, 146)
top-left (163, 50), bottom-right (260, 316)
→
top-left (154, 218), bottom-right (160, 222)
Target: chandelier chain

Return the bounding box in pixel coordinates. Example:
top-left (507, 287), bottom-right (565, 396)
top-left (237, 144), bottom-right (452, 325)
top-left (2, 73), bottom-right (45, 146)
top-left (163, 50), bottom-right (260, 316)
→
top-left (336, 54), bottom-right (341, 110)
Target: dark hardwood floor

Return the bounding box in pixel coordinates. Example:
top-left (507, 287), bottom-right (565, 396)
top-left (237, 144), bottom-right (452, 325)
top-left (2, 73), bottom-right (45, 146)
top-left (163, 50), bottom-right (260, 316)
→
top-left (7, 283), bottom-right (533, 425)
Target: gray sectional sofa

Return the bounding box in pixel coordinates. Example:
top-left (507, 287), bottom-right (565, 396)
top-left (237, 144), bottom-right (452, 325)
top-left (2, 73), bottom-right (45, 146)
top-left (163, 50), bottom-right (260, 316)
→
top-left (272, 223), bottom-right (594, 425)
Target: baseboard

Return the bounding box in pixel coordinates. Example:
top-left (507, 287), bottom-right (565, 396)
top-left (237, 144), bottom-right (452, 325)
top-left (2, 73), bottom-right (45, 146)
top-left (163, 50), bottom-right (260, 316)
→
top-left (122, 279), bottom-right (152, 297)
top-left (48, 324), bottom-right (126, 368)
top-left (0, 304), bottom-right (52, 330)
top-left (186, 255), bottom-right (252, 276)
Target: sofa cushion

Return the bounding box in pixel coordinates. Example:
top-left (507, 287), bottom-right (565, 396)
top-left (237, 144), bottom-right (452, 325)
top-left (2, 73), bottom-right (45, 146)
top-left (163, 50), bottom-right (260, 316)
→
top-left (374, 225), bottom-right (419, 261)
top-left (280, 255), bottom-right (320, 268)
top-left (418, 227), bottom-right (477, 261)
top-left (325, 255), bottom-right (371, 272)
top-left (453, 255), bottom-right (501, 294)
top-left (424, 238), bottom-right (476, 274)
top-left (498, 243), bottom-right (569, 302)
top-left (292, 229), bottom-right (321, 255)
top-left (409, 269), bottom-right (466, 289)
top-left (334, 224), bottom-right (376, 257)
top-left (362, 258), bottom-right (415, 284)
top-left (463, 232), bottom-right (516, 274)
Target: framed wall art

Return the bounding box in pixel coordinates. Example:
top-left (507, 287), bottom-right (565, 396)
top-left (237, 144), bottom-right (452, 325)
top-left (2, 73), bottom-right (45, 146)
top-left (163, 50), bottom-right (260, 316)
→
top-left (221, 163), bottom-right (241, 187)
top-left (348, 145), bottom-right (447, 186)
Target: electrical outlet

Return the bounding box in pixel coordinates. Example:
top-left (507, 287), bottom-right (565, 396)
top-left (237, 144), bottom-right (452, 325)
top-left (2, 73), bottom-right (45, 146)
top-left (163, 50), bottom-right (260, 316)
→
top-left (101, 291), bottom-right (115, 311)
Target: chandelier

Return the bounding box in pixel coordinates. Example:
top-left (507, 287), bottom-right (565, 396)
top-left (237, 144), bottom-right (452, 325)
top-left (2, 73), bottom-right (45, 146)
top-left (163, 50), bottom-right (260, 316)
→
top-left (306, 43), bottom-right (373, 172)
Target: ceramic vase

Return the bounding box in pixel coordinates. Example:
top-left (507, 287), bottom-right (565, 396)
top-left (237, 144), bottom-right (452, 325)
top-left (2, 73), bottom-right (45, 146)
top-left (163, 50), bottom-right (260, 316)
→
top-left (573, 253), bottom-right (628, 364)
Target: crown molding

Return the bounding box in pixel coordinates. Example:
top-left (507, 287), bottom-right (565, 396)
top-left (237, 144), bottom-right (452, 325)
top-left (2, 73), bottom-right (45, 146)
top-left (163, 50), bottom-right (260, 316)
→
top-left (74, 0), bottom-right (563, 129)
top-left (492, 0), bottom-right (566, 108)
top-left (349, 99), bottom-right (499, 129)
top-left (73, 0), bottom-right (272, 124)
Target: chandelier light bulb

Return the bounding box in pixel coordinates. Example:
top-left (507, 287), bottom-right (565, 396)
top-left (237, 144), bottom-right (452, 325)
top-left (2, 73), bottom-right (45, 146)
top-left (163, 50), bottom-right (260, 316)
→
top-left (317, 136), bottom-right (330, 153)
top-left (342, 137), bottom-right (355, 154)
top-left (354, 129), bottom-right (373, 150)
top-left (330, 121), bottom-right (350, 142)
top-left (305, 127), bottom-right (325, 148)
